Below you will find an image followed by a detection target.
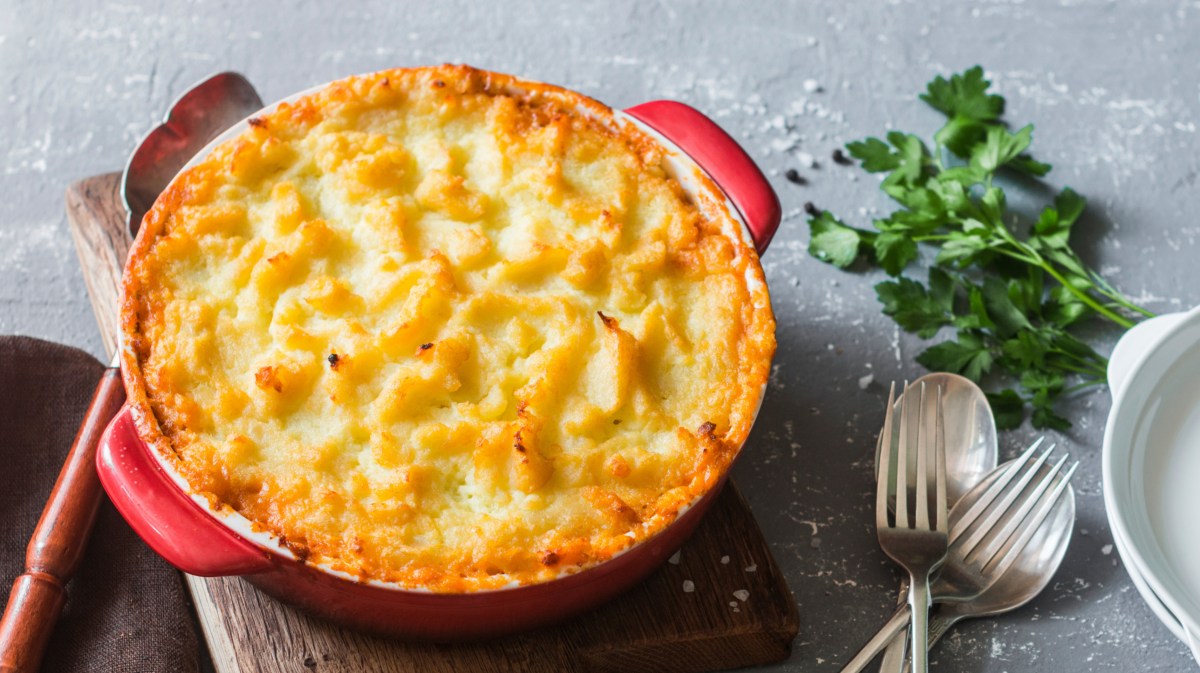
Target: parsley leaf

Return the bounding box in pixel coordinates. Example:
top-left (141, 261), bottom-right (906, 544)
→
top-left (986, 389), bottom-right (1026, 430)
top-left (971, 125), bottom-right (1034, 173)
top-left (936, 228), bottom-right (990, 267)
top-left (807, 211), bottom-right (872, 268)
top-left (846, 137), bottom-right (900, 172)
top-left (916, 331), bottom-right (994, 382)
top-left (807, 66), bottom-right (1155, 428)
top-left (1010, 154), bottom-right (1052, 176)
top-left (921, 66), bottom-right (1004, 122)
top-left (1032, 187), bottom-right (1086, 250)
top-left (875, 271), bottom-right (953, 338)
top-left (981, 277), bottom-right (1031, 337)
top-left (934, 116), bottom-right (988, 158)
top-left (1032, 405), bottom-right (1072, 432)
top-left (873, 231), bottom-right (919, 276)
top-left (886, 131), bottom-right (933, 187)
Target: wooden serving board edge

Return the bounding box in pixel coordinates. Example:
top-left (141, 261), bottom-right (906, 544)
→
top-left (187, 576), bottom-right (241, 673)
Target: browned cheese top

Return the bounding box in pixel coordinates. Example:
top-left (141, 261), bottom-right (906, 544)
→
top-left (121, 65), bottom-right (776, 590)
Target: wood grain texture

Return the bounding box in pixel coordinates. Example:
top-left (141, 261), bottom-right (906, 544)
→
top-left (66, 172), bottom-right (799, 673)
top-left (65, 172), bottom-right (130, 359)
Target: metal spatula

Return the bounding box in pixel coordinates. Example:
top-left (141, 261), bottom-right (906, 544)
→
top-left (0, 72), bottom-right (262, 673)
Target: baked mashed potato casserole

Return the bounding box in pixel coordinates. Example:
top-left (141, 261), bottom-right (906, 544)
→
top-left (121, 65), bottom-right (775, 591)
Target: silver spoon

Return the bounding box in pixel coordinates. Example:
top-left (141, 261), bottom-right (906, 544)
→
top-left (884, 454), bottom-right (1076, 673)
top-left (877, 372), bottom-right (998, 504)
top-left (875, 373), bottom-right (998, 670)
top-left (0, 72), bottom-right (263, 672)
top-left (122, 71), bottom-right (263, 236)
top-left (875, 373), bottom-right (997, 663)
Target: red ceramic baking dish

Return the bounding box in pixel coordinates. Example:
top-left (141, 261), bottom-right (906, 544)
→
top-left (96, 68), bottom-right (781, 640)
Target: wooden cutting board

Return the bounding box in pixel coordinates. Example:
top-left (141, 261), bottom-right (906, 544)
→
top-left (65, 172), bottom-right (799, 673)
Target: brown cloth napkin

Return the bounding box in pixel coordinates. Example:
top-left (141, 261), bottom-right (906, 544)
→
top-left (0, 336), bottom-right (200, 673)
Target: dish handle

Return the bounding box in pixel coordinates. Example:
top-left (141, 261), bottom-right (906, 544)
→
top-left (1107, 311), bottom-right (1186, 397)
top-left (96, 407), bottom-right (274, 576)
top-left (625, 100), bottom-right (781, 255)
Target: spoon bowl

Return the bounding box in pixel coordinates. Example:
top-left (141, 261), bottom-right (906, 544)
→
top-left (938, 456), bottom-right (1075, 616)
top-left (122, 72), bottom-right (264, 236)
top-left (877, 372), bottom-right (998, 508)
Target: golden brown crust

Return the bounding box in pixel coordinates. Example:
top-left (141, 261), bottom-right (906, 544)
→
top-left (120, 64), bottom-right (775, 591)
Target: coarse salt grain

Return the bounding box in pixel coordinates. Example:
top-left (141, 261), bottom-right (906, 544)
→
top-left (803, 79), bottom-right (822, 93)
top-left (720, 555), bottom-right (730, 564)
top-left (770, 137), bottom-right (797, 153)
top-left (745, 563), bottom-right (758, 572)
top-left (668, 550), bottom-right (681, 565)
top-left (733, 589), bottom-right (750, 602)
top-left (682, 580), bottom-right (695, 593)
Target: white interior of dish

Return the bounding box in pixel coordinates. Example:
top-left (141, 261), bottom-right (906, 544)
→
top-left (125, 74), bottom-right (771, 592)
top-left (1105, 306), bottom-right (1200, 646)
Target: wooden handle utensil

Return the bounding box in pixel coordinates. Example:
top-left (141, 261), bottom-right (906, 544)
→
top-left (0, 366), bottom-right (125, 673)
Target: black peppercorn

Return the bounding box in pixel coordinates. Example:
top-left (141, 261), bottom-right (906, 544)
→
top-left (785, 168), bottom-right (807, 185)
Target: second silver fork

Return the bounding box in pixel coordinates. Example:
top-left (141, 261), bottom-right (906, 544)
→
top-left (875, 382), bottom-right (949, 673)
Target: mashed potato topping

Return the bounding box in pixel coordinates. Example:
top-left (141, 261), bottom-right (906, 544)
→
top-left (121, 65), bottom-right (775, 590)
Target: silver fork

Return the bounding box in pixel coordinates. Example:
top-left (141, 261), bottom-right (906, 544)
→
top-left (875, 381), bottom-right (948, 673)
top-left (840, 439), bottom-right (1079, 672)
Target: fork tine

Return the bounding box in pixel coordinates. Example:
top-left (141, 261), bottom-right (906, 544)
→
top-left (877, 382), bottom-right (897, 532)
top-left (949, 437), bottom-right (1046, 541)
top-left (983, 460), bottom-right (1079, 577)
top-left (956, 445), bottom-right (1056, 557)
top-left (935, 385), bottom-right (947, 533)
top-left (965, 452), bottom-right (1070, 566)
top-left (914, 382), bottom-right (930, 531)
top-left (895, 381), bottom-right (910, 529)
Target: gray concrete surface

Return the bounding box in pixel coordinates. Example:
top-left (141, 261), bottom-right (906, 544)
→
top-left (2, 0), bottom-right (1198, 670)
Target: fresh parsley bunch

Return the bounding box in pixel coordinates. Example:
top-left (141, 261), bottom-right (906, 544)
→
top-left (807, 66), bottom-right (1153, 430)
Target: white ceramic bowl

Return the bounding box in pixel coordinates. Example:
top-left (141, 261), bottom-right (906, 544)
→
top-left (1104, 305), bottom-right (1200, 666)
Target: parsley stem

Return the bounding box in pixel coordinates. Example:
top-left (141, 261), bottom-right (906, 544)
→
top-left (989, 246), bottom-right (1041, 267)
top-left (991, 236), bottom-right (1136, 328)
top-left (1049, 346), bottom-right (1108, 369)
top-left (1063, 379), bottom-right (1107, 395)
top-left (1095, 287), bottom-right (1156, 319)
top-left (1036, 261), bottom-right (1136, 329)
top-left (1049, 359), bottom-right (1108, 379)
